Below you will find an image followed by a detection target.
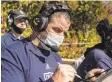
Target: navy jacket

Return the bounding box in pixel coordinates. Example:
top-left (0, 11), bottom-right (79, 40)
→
top-left (2, 39), bottom-right (62, 82)
top-left (75, 48), bottom-right (112, 82)
top-left (1, 31), bottom-right (24, 51)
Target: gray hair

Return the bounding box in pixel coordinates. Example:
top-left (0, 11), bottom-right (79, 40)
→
top-left (49, 12), bottom-right (71, 22)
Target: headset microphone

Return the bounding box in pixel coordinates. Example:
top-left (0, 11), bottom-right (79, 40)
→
top-left (45, 44), bottom-right (59, 52)
top-left (31, 26), bottom-right (59, 52)
top-left (30, 2), bottom-right (69, 52)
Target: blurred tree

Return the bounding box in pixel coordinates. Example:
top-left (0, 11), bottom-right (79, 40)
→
top-left (1, 1), bottom-right (111, 59)
top-left (67, 1), bottom-right (109, 48)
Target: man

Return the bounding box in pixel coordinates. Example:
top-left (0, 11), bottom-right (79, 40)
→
top-left (2, 2), bottom-right (76, 82)
top-left (1, 10), bottom-right (29, 51)
top-left (75, 17), bottom-right (112, 82)
top-left (1, 2), bottom-right (104, 82)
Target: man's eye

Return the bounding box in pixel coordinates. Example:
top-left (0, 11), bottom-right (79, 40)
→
top-left (53, 28), bottom-right (62, 33)
top-left (55, 29), bottom-right (60, 32)
top-left (18, 19), bottom-right (26, 22)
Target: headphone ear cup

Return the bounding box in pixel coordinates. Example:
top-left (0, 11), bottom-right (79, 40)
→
top-left (7, 14), bottom-right (13, 26)
top-left (38, 16), bottom-right (48, 32)
top-left (31, 15), bottom-right (48, 32)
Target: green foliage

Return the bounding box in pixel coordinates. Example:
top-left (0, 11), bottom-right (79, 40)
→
top-left (22, 26), bottom-right (32, 38)
top-left (58, 1), bottom-right (109, 59)
top-left (1, 1), bottom-right (111, 59)
top-left (58, 37), bottom-right (85, 59)
top-left (67, 1), bottom-right (108, 47)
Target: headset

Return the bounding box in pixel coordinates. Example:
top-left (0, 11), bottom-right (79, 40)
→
top-left (7, 12), bottom-right (14, 27)
top-left (31, 2), bottom-right (70, 52)
top-left (31, 1), bottom-right (69, 32)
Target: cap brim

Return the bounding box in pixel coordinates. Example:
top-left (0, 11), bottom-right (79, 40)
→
top-left (14, 15), bottom-right (28, 20)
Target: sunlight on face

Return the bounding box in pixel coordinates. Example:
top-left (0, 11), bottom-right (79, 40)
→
top-left (46, 12), bottom-right (71, 36)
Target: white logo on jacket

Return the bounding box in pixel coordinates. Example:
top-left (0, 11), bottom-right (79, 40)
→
top-left (46, 64), bottom-right (51, 69)
top-left (44, 72), bottom-right (53, 80)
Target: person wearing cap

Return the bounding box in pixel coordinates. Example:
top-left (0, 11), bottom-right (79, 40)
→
top-left (1, 9), bottom-right (29, 51)
top-left (1, 2), bottom-right (105, 82)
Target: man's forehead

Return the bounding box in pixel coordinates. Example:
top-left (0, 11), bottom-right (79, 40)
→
top-left (52, 14), bottom-right (71, 31)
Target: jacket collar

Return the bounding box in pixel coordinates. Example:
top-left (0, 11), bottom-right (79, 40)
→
top-left (8, 31), bottom-right (24, 41)
top-left (26, 41), bottom-right (51, 59)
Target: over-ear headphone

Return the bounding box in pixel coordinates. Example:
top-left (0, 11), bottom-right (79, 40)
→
top-left (7, 12), bottom-right (14, 27)
top-left (31, 2), bottom-right (69, 32)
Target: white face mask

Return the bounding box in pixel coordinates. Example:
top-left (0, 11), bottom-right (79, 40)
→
top-left (41, 32), bottom-right (64, 48)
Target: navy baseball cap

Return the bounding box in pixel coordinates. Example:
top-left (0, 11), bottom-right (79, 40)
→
top-left (9, 10), bottom-right (29, 20)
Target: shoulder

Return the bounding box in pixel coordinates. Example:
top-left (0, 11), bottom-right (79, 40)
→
top-left (1, 38), bottom-right (32, 74)
top-left (1, 33), bottom-right (11, 48)
top-left (1, 33), bottom-right (10, 41)
top-left (87, 48), bottom-right (111, 62)
top-left (2, 38), bottom-right (31, 64)
top-left (2, 38), bottom-right (31, 58)
top-left (1, 32), bottom-right (13, 44)
top-left (92, 49), bottom-right (107, 58)
top-left (87, 48), bottom-right (104, 56)
top-left (7, 38), bottom-right (30, 51)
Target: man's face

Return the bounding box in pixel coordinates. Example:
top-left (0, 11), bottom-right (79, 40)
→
top-left (14, 18), bottom-right (27, 29)
top-left (39, 13), bottom-right (71, 51)
top-left (46, 13), bottom-right (71, 37)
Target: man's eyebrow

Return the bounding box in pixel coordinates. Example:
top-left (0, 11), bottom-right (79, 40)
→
top-left (61, 26), bottom-right (69, 32)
